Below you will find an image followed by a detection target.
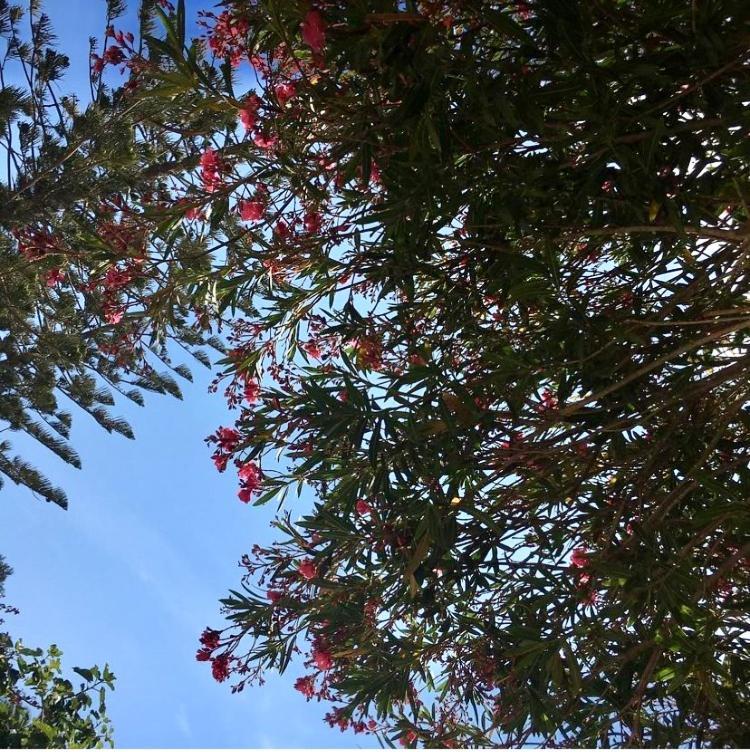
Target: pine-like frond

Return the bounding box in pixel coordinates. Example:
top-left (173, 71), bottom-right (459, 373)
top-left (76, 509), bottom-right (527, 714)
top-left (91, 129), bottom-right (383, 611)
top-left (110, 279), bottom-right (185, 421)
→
top-left (0, 453), bottom-right (68, 509)
top-left (23, 420), bottom-right (81, 468)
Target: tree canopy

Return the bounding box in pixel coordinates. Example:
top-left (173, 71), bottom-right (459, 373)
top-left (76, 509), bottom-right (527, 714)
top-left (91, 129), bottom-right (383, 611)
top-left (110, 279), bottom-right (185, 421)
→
top-left (0, 0), bottom-right (223, 507)
top-left (3, 0), bottom-right (750, 747)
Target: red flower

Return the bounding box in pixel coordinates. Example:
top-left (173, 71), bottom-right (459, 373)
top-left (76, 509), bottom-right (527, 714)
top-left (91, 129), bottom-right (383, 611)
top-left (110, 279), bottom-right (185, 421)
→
top-left (275, 82), bottom-right (297, 105)
top-left (570, 547), bottom-right (589, 568)
top-left (294, 675), bottom-right (315, 699)
top-left (207, 10), bottom-right (249, 67)
top-left (351, 336), bottom-right (384, 371)
top-left (580, 587), bottom-right (599, 605)
top-left (536, 388), bottom-right (558, 413)
top-left (237, 460), bottom-right (261, 502)
top-left (195, 647), bottom-right (213, 662)
top-left (303, 210), bottom-right (322, 234)
top-left (200, 628), bottom-right (222, 649)
top-left (104, 305), bottom-right (125, 325)
top-left (312, 647), bottom-right (333, 670)
top-left (103, 266), bottom-right (132, 291)
top-left (355, 499), bottom-right (371, 516)
top-left (298, 559), bottom-right (317, 580)
top-left (253, 132), bottom-right (278, 150)
top-left (238, 94), bottom-right (261, 132)
top-left (200, 148), bottom-right (222, 192)
top-left (238, 460), bottom-right (260, 486)
top-left (275, 220), bottom-right (291, 239)
top-left (243, 379), bottom-right (261, 404)
top-left (45, 268), bottom-right (65, 287)
top-left (267, 589), bottom-right (283, 603)
top-left (401, 730), bottom-right (418, 747)
top-left (302, 340), bottom-right (322, 359)
top-left (184, 205), bottom-right (204, 221)
top-left (238, 199), bottom-right (265, 222)
top-left (216, 426), bottom-right (240, 452)
top-left (239, 109), bottom-right (255, 132)
top-left (301, 9), bottom-right (326, 53)
top-left (103, 44), bottom-right (125, 65)
top-left (211, 654), bottom-right (230, 682)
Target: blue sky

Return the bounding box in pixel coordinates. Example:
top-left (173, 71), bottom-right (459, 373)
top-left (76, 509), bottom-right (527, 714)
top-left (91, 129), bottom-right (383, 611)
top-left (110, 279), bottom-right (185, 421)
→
top-left (0, 1), bottom-right (366, 746)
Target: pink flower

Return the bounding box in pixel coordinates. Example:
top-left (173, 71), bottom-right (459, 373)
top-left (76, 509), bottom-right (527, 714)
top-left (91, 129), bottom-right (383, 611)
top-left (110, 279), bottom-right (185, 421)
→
top-left (200, 148), bottom-right (222, 192)
top-left (238, 94), bottom-right (261, 132)
top-left (104, 305), bottom-right (124, 325)
top-left (302, 340), bottom-right (322, 359)
top-left (200, 628), bottom-right (221, 649)
top-left (239, 109), bottom-right (255, 132)
top-left (238, 461), bottom-right (260, 483)
top-left (211, 654), bottom-right (230, 682)
top-left (401, 730), bottom-right (418, 747)
top-left (298, 559), bottom-right (317, 580)
top-left (238, 199), bottom-right (265, 222)
top-left (303, 210), bottom-right (322, 234)
top-left (236, 460), bottom-right (261, 503)
top-left (243, 379), bottom-right (261, 404)
top-left (45, 268), bottom-right (65, 287)
top-left (252, 132), bottom-right (278, 150)
top-left (313, 647), bottom-right (333, 671)
top-left (351, 336), bottom-right (384, 371)
top-left (294, 675), bottom-right (315, 699)
top-left (275, 220), bottom-right (291, 239)
top-left (570, 547), bottom-right (589, 568)
top-left (196, 647), bottom-right (212, 662)
top-left (301, 9), bottom-right (326, 53)
top-left (274, 82), bottom-right (297, 105)
top-left (216, 426), bottom-right (240, 452)
top-left (237, 460), bottom-right (261, 502)
top-left (355, 499), bottom-right (371, 516)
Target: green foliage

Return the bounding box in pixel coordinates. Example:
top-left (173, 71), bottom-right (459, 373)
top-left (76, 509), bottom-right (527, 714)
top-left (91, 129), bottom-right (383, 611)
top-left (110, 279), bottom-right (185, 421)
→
top-left (0, 0), bottom-right (225, 507)
top-left (0, 560), bottom-right (115, 747)
top-left (125, 0), bottom-right (749, 746)
top-left (3, 0), bottom-right (750, 746)
top-left (0, 638), bottom-right (115, 748)
top-left (0, 555), bottom-right (11, 599)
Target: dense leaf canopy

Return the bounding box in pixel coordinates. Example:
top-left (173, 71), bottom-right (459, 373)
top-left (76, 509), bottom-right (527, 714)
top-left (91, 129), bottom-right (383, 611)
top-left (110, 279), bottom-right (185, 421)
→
top-left (3, 0), bottom-right (750, 747)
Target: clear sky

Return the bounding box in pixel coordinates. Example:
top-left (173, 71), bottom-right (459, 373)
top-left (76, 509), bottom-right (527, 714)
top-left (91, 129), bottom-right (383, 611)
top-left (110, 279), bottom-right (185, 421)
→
top-left (0, 1), bottom-right (366, 746)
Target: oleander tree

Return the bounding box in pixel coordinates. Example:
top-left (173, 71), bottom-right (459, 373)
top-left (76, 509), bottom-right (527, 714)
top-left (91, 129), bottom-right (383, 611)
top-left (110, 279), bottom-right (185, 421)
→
top-left (6, 0), bottom-right (750, 746)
